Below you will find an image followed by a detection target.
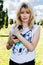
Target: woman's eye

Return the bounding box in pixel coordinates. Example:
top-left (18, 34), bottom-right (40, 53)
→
top-left (26, 12), bottom-right (30, 14)
top-left (20, 11), bottom-right (30, 14)
top-left (21, 12), bottom-right (24, 14)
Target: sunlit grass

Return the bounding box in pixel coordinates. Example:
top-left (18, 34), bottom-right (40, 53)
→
top-left (0, 25), bottom-right (43, 65)
top-left (35, 26), bottom-right (43, 65)
top-left (0, 37), bottom-right (11, 65)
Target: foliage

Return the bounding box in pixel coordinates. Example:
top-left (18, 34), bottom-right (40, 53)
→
top-left (0, 0), bottom-right (8, 29)
top-left (9, 19), bottom-right (13, 25)
top-left (0, 0), bottom-right (4, 29)
top-left (39, 19), bottom-right (43, 25)
top-left (4, 9), bottom-right (8, 28)
top-left (34, 20), bottom-right (36, 24)
top-left (37, 22), bottom-right (39, 25)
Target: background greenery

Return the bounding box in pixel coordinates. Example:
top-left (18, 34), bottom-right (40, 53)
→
top-left (0, 0), bottom-right (43, 29)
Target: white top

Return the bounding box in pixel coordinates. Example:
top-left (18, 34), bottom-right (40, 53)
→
top-left (10, 25), bottom-right (39, 64)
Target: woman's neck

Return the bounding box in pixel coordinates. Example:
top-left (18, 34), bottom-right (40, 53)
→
top-left (22, 22), bottom-right (29, 28)
top-left (21, 22), bottom-right (33, 30)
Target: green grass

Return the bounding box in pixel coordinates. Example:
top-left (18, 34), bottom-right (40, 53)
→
top-left (0, 26), bottom-right (43, 65)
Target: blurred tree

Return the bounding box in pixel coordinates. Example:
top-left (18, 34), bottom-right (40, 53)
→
top-left (0, 0), bottom-right (8, 29)
top-left (34, 20), bottom-right (36, 24)
top-left (37, 22), bottom-right (39, 25)
top-left (0, 0), bottom-right (6, 29)
top-left (10, 19), bottom-right (13, 25)
top-left (39, 19), bottom-right (43, 25)
top-left (0, 0), bottom-right (3, 11)
top-left (4, 8), bottom-right (8, 28)
top-left (0, 0), bottom-right (3, 29)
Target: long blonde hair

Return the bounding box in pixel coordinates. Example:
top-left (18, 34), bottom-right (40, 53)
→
top-left (16, 3), bottom-right (35, 29)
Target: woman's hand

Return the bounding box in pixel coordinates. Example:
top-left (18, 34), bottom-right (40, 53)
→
top-left (11, 37), bottom-right (20, 44)
top-left (6, 36), bottom-right (20, 50)
top-left (8, 36), bottom-right (20, 45)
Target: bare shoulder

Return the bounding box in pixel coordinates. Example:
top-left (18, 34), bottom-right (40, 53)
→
top-left (36, 25), bottom-right (40, 31)
top-left (33, 25), bottom-right (40, 36)
top-left (34, 25), bottom-right (40, 31)
top-left (11, 24), bottom-right (17, 28)
top-left (35, 25), bottom-right (40, 35)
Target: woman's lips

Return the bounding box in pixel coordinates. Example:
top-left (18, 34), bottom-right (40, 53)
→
top-left (23, 18), bottom-right (27, 20)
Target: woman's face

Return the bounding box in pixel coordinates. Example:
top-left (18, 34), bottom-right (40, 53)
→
top-left (20, 7), bottom-right (30, 23)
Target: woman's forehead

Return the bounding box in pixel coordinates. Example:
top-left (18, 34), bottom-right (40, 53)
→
top-left (20, 7), bottom-right (30, 12)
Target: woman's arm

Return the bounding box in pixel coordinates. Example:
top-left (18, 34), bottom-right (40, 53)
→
top-left (16, 26), bottom-right (40, 51)
top-left (6, 35), bottom-right (13, 50)
top-left (6, 35), bottom-right (20, 50)
top-left (6, 24), bottom-right (20, 50)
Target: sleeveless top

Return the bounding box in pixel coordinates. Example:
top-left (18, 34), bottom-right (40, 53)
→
top-left (10, 25), bottom-right (39, 64)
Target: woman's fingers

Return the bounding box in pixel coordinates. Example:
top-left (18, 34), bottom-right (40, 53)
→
top-left (11, 37), bottom-right (19, 43)
top-left (10, 36), bottom-right (19, 44)
top-left (9, 37), bottom-right (14, 44)
top-left (13, 39), bottom-right (20, 43)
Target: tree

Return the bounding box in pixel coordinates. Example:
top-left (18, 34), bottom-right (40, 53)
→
top-left (37, 22), bottom-right (39, 25)
top-left (39, 19), bottom-right (43, 26)
top-left (0, 0), bottom-right (3, 11)
top-left (0, 0), bottom-right (8, 29)
top-left (4, 9), bottom-right (8, 28)
top-left (10, 19), bottom-right (13, 25)
top-left (34, 20), bottom-right (36, 24)
top-left (0, 0), bottom-right (5, 29)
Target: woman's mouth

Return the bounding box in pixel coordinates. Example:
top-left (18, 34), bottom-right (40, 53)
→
top-left (23, 18), bottom-right (27, 20)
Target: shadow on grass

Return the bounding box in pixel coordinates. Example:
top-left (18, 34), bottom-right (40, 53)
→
top-left (0, 35), bottom-right (9, 37)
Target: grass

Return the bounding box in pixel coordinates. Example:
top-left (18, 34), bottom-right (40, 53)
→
top-left (0, 25), bottom-right (43, 65)
top-left (35, 26), bottom-right (43, 65)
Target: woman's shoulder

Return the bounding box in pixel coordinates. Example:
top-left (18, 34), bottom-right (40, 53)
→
top-left (32, 25), bottom-right (40, 34)
top-left (11, 24), bottom-right (17, 28)
top-left (10, 24), bottom-right (18, 29)
top-left (33, 25), bottom-right (40, 30)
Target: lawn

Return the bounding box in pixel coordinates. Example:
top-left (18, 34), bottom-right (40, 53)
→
top-left (0, 25), bottom-right (43, 65)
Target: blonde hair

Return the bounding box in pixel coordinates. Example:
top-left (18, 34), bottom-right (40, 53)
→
top-left (16, 3), bottom-right (35, 29)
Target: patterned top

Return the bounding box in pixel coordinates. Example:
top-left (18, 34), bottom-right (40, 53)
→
top-left (10, 25), bottom-right (39, 64)
top-left (12, 30), bottom-right (32, 55)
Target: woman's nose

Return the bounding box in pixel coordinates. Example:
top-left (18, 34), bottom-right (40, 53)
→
top-left (23, 13), bottom-right (27, 16)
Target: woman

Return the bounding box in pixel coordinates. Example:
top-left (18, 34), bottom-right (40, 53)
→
top-left (6, 3), bottom-right (40, 65)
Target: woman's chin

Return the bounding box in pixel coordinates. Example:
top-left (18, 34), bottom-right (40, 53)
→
top-left (22, 20), bottom-right (28, 23)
